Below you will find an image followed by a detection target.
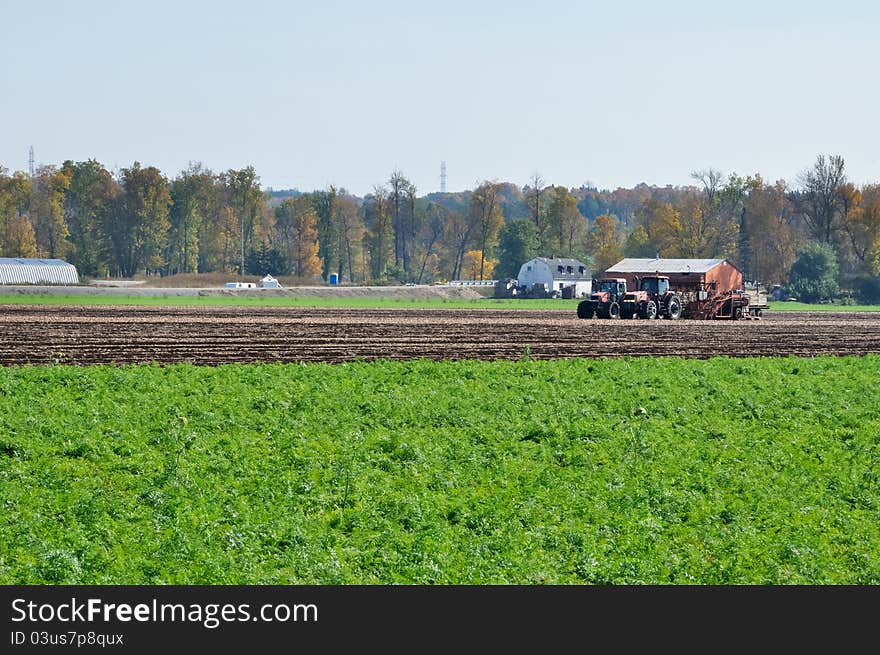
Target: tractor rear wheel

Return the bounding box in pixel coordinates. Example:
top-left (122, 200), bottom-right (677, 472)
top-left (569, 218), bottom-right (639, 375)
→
top-left (620, 304), bottom-right (635, 319)
top-left (665, 295), bottom-right (682, 320)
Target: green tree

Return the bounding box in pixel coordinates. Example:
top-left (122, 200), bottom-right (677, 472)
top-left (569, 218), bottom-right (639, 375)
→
top-left (168, 163), bottom-right (219, 274)
top-left (311, 187), bottom-right (339, 282)
top-left (623, 225), bottom-right (656, 257)
top-left (224, 166), bottom-right (263, 274)
top-left (106, 163), bottom-right (171, 277)
top-left (364, 187), bottom-right (393, 280)
top-left (61, 160), bottom-right (119, 276)
top-left (496, 219), bottom-right (539, 279)
top-left (789, 242), bottom-right (839, 303)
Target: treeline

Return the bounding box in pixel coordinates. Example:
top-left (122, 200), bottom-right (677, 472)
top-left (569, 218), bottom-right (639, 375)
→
top-left (1, 156), bottom-right (878, 301)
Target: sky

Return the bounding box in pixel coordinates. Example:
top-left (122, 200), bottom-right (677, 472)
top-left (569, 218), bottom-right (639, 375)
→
top-left (1, 0), bottom-right (878, 196)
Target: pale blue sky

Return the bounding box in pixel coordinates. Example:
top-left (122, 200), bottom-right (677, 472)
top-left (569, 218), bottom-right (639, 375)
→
top-left (2, 0), bottom-right (878, 195)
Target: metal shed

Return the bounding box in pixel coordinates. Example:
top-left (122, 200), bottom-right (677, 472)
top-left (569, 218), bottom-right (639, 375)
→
top-left (0, 258), bottom-right (80, 285)
top-left (604, 258), bottom-right (743, 294)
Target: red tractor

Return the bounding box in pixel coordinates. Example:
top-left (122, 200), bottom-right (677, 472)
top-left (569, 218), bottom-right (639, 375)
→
top-left (576, 278), bottom-right (627, 319)
top-left (619, 275), bottom-right (683, 319)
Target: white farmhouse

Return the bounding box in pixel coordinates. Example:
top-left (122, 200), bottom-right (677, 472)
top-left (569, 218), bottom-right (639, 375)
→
top-left (517, 257), bottom-right (592, 297)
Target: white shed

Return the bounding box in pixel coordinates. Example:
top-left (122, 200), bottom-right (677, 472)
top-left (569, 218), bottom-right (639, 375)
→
top-left (517, 257), bottom-right (592, 297)
top-left (0, 258), bottom-right (79, 285)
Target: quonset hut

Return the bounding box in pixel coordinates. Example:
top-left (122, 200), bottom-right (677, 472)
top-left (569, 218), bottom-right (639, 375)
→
top-left (0, 258), bottom-right (80, 285)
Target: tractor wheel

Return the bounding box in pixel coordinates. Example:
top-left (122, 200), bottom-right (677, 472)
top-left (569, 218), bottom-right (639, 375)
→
top-left (620, 304), bottom-right (635, 319)
top-left (576, 300), bottom-right (595, 319)
top-left (608, 302), bottom-right (621, 319)
top-left (734, 305), bottom-right (744, 320)
top-left (665, 295), bottom-right (682, 320)
top-left (639, 300), bottom-right (657, 320)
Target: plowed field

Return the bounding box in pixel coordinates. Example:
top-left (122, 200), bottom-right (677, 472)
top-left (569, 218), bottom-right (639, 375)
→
top-left (2, 305), bottom-right (879, 365)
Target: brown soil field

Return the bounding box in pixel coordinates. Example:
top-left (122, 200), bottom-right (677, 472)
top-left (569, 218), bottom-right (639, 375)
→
top-left (1, 305), bottom-right (879, 365)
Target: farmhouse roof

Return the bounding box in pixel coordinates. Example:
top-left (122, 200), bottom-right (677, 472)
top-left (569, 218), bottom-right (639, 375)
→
top-left (527, 256), bottom-right (592, 280)
top-left (605, 258), bottom-right (729, 274)
top-left (533, 256), bottom-right (588, 269)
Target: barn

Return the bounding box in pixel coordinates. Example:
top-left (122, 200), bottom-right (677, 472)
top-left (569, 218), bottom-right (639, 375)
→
top-left (604, 258), bottom-right (743, 294)
top-left (517, 257), bottom-right (592, 297)
top-left (0, 258), bottom-right (80, 285)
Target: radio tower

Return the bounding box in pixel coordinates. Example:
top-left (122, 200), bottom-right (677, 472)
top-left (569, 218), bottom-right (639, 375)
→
top-left (28, 146), bottom-right (35, 178)
top-left (440, 161), bottom-right (447, 193)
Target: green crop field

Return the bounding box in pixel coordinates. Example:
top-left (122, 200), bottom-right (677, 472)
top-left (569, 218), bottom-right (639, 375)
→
top-left (1, 356), bottom-right (878, 584)
top-left (2, 293), bottom-right (879, 312)
top-left (0, 293), bottom-right (579, 310)
top-left (767, 301), bottom-right (880, 312)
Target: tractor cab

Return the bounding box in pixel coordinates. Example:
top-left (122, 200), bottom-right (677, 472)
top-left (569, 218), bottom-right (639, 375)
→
top-left (592, 278), bottom-right (627, 302)
top-left (638, 276), bottom-right (670, 296)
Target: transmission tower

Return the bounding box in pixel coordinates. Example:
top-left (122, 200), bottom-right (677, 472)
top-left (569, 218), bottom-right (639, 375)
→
top-left (28, 146), bottom-right (35, 178)
top-left (440, 161), bottom-right (447, 193)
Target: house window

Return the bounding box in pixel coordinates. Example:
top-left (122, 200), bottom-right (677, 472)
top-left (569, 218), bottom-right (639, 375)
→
top-left (557, 265), bottom-right (563, 273)
top-left (527, 265), bottom-right (532, 271)
top-left (578, 266), bottom-right (584, 274)
top-left (567, 266), bottom-right (573, 274)
top-left (559, 282), bottom-right (564, 290)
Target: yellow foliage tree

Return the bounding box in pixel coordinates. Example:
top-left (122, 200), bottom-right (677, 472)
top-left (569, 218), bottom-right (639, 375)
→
top-left (587, 214), bottom-right (624, 272)
top-left (462, 250), bottom-right (494, 280)
top-left (5, 216), bottom-right (38, 258)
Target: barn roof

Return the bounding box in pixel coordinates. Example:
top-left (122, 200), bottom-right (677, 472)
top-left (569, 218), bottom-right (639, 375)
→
top-left (0, 258), bottom-right (80, 285)
top-left (605, 258), bottom-right (729, 274)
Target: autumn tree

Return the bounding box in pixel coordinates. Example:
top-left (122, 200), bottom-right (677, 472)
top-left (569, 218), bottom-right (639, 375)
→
top-left (470, 181), bottom-right (504, 280)
top-left (275, 196), bottom-right (322, 277)
top-left (0, 168), bottom-right (32, 257)
top-left (413, 202), bottom-right (447, 284)
top-left (29, 165), bottom-right (71, 258)
top-left (741, 177), bottom-right (800, 285)
top-left (587, 214), bottom-right (624, 272)
top-left (334, 193), bottom-right (365, 283)
top-left (446, 204), bottom-right (480, 281)
top-left (545, 186), bottom-right (586, 257)
top-left (462, 250), bottom-right (493, 280)
top-left (634, 198), bottom-right (678, 256)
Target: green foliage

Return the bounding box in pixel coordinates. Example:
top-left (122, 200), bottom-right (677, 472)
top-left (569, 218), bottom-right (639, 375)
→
top-left (2, 356), bottom-right (879, 584)
top-left (496, 219), bottom-right (539, 279)
top-left (245, 242), bottom-right (290, 276)
top-left (789, 242), bottom-right (840, 303)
